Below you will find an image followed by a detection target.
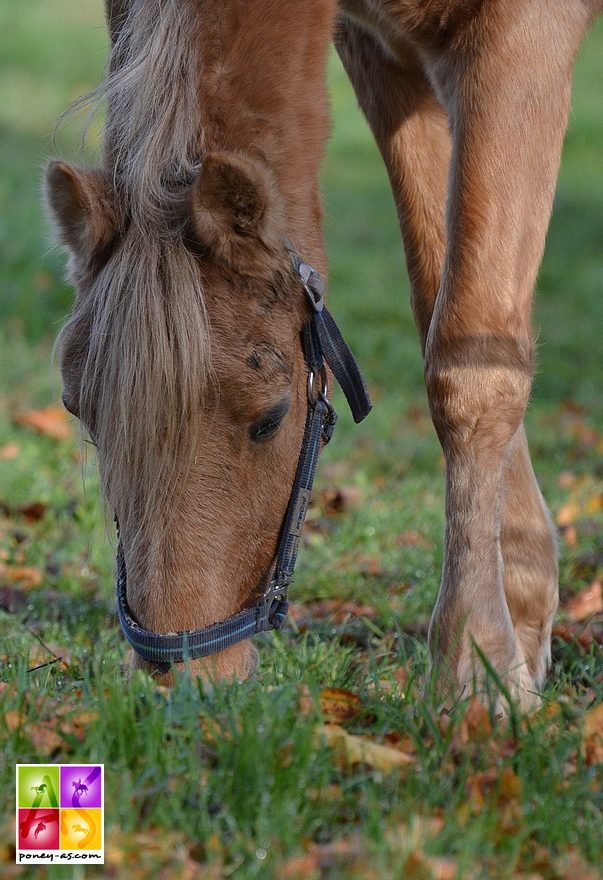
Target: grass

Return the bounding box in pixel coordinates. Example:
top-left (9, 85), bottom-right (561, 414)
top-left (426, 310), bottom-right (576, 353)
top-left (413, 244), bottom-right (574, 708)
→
top-left (1, 2), bottom-right (602, 878)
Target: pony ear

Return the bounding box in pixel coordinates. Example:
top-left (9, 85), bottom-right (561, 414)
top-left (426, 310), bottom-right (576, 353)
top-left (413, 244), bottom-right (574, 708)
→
top-left (45, 162), bottom-right (116, 259)
top-left (190, 153), bottom-right (285, 274)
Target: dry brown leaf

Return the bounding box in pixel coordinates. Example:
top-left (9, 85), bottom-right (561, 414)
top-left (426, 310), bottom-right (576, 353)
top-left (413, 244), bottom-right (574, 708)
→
top-left (553, 852), bottom-right (600, 880)
top-left (277, 836), bottom-right (366, 880)
top-left (319, 687), bottom-right (364, 724)
top-left (395, 530), bottom-right (432, 548)
top-left (14, 405), bottom-right (72, 441)
top-left (27, 724), bottom-right (64, 755)
top-left (355, 554), bottom-right (385, 577)
top-left (383, 731), bottom-right (416, 757)
top-left (277, 853), bottom-right (320, 880)
top-left (0, 442), bottom-right (20, 461)
top-left (0, 564), bottom-right (43, 590)
top-left (424, 856), bottom-right (458, 880)
top-left (105, 830), bottom-right (208, 879)
top-left (459, 698), bottom-right (493, 744)
top-left (317, 485), bottom-right (363, 516)
top-left (582, 703), bottom-right (603, 766)
top-left (18, 502), bottom-right (48, 523)
top-left (499, 765), bottom-right (522, 802)
top-left (317, 723), bottom-right (415, 773)
top-left (305, 784), bottom-right (342, 802)
top-left (404, 851), bottom-right (458, 880)
top-left (562, 525), bottom-right (578, 548)
top-left (552, 621), bottom-right (603, 650)
top-left (298, 684), bottom-right (314, 717)
top-left (299, 686), bottom-right (364, 723)
top-left (555, 501), bottom-right (580, 528)
top-left (5, 710), bottom-right (25, 732)
top-left (557, 470), bottom-right (576, 489)
top-left (565, 580), bottom-right (603, 622)
top-left (289, 598), bottom-right (377, 628)
top-left (61, 710), bottom-right (99, 742)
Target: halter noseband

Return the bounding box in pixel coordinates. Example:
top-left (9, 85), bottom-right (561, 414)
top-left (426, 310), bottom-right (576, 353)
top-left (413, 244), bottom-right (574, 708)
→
top-left (115, 250), bottom-right (372, 671)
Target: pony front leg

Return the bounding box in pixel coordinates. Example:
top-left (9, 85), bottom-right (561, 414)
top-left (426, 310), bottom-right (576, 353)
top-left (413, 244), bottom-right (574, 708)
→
top-left (424, 0), bottom-right (591, 709)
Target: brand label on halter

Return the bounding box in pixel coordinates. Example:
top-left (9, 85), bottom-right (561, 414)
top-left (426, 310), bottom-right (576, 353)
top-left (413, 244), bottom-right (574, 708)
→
top-left (290, 489), bottom-right (311, 538)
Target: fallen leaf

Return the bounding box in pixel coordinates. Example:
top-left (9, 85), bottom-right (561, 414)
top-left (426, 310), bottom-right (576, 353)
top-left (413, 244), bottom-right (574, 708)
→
top-left (405, 851), bottom-right (458, 880)
top-left (317, 723), bottom-right (415, 773)
top-left (0, 442), bottom-right (19, 461)
top-left (18, 502), bottom-right (48, 523)
top-left (299, 686), bottom-right (364, 724)
top-left (14, 405), bottom-right (72, 441)
top-left (277, 853), bottom-right (320, 880)
top-left (355, 554), bottom-right (385, 577)
top-left (459, 698), bottom-right (493, 744)
top-left (317, 485), bottom-right (363, 516)
top-left (289, 599), bottom-right (377, 628)
top-left (35, 271), bottom-right (52, 291)
top-left (27, 724), bottom-right (64, 755)
top-left (554, 852), bottom-right (600, 880)
top-left (584, 493), bottom-right (603, 515)
top-left (563, 525), bottom-right (578, 548)
top-left (556, 501), bottom-right (580, 528)
top-left (395, 530), bottom-right (432, 548)
top-left (319, 688), bottom-right (364, 724)
top-left (278, 835), bottom-right (369, 880)
top-left (305, 784), bottom-right (342, 802)
top-left (557, 470), bottom-right (576, 489)
top-left (499, 765), bottom-right (522, 802)
top-left (552, 620), bottom-right (603, 652)
top-left (0, 565), bottom-right (43, 590)
top-left (565, 580), bottom-right (603, 622)
top-left (5, 711), bottom-right (25, 732)
top-left (582, 703), bottom-right (603, 766)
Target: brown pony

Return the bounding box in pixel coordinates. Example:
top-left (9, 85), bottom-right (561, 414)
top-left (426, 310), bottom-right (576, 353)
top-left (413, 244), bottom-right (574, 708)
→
top-left (46, 0), bottom-right (602, 708)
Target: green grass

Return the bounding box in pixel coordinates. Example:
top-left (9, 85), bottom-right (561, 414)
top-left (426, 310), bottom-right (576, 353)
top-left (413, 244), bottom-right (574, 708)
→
top-left (1, 3), bottom-right (602, 878)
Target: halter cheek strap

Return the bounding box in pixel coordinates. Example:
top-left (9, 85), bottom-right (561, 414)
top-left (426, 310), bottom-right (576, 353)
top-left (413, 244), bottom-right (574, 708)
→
top-left (115, 253), bottom-right (372, 671)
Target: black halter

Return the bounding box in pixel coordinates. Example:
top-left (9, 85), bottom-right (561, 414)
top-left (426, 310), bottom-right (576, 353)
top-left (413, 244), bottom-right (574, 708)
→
top-left (115, 251), bottom-right (372, 671)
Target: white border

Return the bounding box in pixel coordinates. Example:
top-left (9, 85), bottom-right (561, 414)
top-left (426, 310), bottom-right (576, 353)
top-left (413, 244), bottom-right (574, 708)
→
top-left (16, 764), bottom-right (104, 865)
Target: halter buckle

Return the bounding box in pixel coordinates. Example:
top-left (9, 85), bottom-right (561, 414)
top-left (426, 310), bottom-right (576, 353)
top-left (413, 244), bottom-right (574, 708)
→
top-left (297, 262), bottom-right (325, 312)
top-left (307, 365), bottom-right (328, 405)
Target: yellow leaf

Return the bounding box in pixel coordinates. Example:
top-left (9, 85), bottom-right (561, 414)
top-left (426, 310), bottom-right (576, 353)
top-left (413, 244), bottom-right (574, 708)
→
top-left (585, 493), bottom-right (603, 515)
top-left (317, 723), bottom-right (415, 773)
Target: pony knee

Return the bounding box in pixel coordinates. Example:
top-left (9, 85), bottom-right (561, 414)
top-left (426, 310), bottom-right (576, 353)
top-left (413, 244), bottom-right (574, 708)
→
top-left (424, 340), bottom-right (533, 460)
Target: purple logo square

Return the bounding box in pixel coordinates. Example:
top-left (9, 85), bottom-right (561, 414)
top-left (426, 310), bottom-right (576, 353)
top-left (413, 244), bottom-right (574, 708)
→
top-left (59, 765), bottom-right (103, 809)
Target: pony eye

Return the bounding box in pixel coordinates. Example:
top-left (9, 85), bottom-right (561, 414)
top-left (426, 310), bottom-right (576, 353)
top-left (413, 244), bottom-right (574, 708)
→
top-left (249, 397), bottom-right (290, 443)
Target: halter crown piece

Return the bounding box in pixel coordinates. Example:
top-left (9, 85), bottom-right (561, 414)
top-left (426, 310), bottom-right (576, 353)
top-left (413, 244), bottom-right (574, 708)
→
top-left (115, 249), bottom-right (372, 671)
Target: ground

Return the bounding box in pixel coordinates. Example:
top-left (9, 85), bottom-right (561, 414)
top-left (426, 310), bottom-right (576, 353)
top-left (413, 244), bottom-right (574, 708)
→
top-left (0, 2), bottom-right (602, 878)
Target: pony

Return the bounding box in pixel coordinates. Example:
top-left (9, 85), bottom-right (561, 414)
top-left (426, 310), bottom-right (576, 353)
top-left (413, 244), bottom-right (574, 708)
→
top-left (45, 0), bottom-right (602, 709)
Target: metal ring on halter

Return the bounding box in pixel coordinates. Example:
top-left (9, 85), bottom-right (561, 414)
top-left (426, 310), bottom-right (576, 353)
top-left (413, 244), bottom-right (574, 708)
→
top-left (307, 365), bottom-right (328, 405)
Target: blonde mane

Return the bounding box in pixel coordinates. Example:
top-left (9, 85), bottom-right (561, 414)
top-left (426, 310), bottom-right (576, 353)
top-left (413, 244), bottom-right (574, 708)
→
top-left (58, 0), bottom-right (211, 551)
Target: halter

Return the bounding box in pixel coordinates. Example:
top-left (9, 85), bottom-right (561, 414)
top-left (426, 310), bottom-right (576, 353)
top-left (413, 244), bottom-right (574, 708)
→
top-left (115, 250), bottom-right (372, 671)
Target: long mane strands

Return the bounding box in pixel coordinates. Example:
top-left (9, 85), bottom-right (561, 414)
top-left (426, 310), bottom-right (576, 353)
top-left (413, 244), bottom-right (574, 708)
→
top-left (103, 0), bottom-right (204, 222)
top-left (62, 0), bottom-right (211, 545)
